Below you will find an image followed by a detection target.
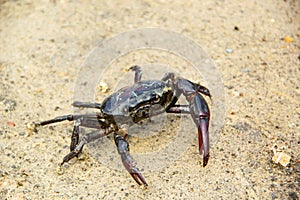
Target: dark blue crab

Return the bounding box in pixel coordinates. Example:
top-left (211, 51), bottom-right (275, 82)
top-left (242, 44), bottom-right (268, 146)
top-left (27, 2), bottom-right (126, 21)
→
top-left (36, 66), bottom-right (211, 186)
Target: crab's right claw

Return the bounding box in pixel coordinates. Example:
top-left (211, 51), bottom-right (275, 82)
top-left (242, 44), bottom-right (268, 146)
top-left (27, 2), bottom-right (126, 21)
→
top-left (189, 93), bottom-right (210, 167)
top-left (114, 134), bottom-right (148, 187)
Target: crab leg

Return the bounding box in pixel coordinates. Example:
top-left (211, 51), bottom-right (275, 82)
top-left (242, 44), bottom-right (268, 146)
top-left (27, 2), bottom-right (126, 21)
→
top-left (36, 113), bottom-right (101, 127)
top-left (72, 101), bottom-right (102, 109)
top-left (36, 113), bottom-right (104, 128)
top-left (36, 114), bottom-right (79, 126)
top-left (61, 129), bottom-right (112, 165)
top-left (166, 105), bottom-right (190, 114)
top-left (69, 117), bottom-right (108, 151)
top-left (129, 65), bottom-right (142, 83)
top-left (36, 113), bottom-right (112, 165)
top-left (114, 133), bottom-right (148, 186)
top-left (70, 120), bottom-right (80, 151)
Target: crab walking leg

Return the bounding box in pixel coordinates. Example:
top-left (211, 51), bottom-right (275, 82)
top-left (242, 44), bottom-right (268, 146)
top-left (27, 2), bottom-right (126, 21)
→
top-left (114, 133), bottom-right (148, 186)
top-left (70, 120), bottom-right (80, 151)
top-left (129, 65), bottom-right (142, 83)
top-left (72, 101), bottom-right (102, 109)
top-left (166, 105), bottom-right (191, 114)
top-left (189, 93), bottom-right (210, 167)
top-left (70, 117), bottom-right (110, 151)
top-left (61, 129), bottom-right (112, 166)
top-left (36, 113), bottom-right (105, 128)
top-left (37, 113), bottom-right (113, 165)
top-left (36, 114), bottom-right (80, 126)
top-left (36, 113), bottom-right (101, 127)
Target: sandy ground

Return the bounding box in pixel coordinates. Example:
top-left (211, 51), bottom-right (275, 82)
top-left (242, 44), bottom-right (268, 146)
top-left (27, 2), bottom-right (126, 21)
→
top-left (0, 0), bottom-right (299, 199)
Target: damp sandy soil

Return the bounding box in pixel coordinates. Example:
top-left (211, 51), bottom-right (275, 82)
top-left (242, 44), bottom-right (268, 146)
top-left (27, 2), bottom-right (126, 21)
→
top-left (0, 1), bottom-right (299, 199)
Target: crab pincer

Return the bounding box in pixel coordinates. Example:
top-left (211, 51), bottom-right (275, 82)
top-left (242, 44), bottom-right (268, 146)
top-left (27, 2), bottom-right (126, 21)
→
top-left (166, 76), bottom-right (211, 167)
top-left (189, 93), bottom-right (210, 167)
top-left (114, 133), bottom-right (148, 187)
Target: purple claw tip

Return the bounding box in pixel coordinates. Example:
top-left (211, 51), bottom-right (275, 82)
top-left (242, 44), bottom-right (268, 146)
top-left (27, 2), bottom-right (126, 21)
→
top-left (203, 153), bottom-right (210, 167)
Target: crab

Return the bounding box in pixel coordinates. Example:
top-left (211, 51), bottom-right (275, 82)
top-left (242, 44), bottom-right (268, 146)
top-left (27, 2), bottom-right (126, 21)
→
top-left (35, 66), bottom-right (211, 187)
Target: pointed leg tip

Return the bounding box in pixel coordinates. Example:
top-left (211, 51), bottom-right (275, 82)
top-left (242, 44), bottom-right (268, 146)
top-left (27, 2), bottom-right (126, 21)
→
top-left (142, 183), bottom-right (148, 190)
top-left (34, 122), bottom-right (41, 126)
top-left (71, 102), bottom-right (79, 107)
top-left (127, 66), bottom-right (136, 72)
top-left (60, 161), bottom-right (65, 167)
top-left (61, 155), bottom-right (71, 166)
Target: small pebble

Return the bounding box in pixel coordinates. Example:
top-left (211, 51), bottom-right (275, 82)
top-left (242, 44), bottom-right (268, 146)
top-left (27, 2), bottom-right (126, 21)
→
top-left (26, 122), bottom-right (38, 133)
top-left (242, 68), bottom-right (250, 73)
top-left (97, 81), bottom-right (109, 94)
top-left (7, 121), bottom-right (16, 127)
top-left (56, 166), bottom-right (65, 175)
top-left (284, 36), bottom-right (293, 43)
top-left (272, 152), bottom-right (291, 167)
top-left (17, 180), bottom-right (24, 186)
top-left (225, 48), bottom-right (233, 53)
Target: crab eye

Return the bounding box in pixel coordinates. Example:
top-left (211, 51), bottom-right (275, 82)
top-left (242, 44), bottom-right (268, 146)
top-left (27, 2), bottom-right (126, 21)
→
top-left (153, 95), bottom-right (160, 103)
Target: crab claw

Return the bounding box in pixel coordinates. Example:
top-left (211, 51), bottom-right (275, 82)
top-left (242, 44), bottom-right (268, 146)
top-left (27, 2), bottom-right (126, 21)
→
top-left (114, 133), bottom-right (148, 186)
top-left (189, 93), bottom-right (210, 167)
top-left (120, 154), bottom-right (148, 186)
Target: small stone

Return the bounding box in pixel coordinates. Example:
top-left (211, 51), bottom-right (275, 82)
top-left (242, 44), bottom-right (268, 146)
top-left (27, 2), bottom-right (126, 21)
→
top-left (234, 26), bottom-right (239, 31)
top-left (78, 153), bottom-right (87, 161)
top-left (26, 122), bottom-right (38, 133)
top-left (284, 36), bottom-right (293, 43)
top-left (230, 111), bottom-right (236, 115)
top-left (97, 81), bottom-right (109, 94)
top-left (242, 68), bottom-right (250, 73)
top-left (272, 152), bottom-right (291, 167)
top-left (56, 166), bottom-right (64, 175)
top-left (17, 180), bottom-right (24, 186)
top-left (225, 48), bottom-right (233, 53)
top-left (7, 121), bottom-right (16, 127)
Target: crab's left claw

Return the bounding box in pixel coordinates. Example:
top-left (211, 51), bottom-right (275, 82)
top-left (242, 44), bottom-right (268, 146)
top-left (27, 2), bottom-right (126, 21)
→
top-left (114, 133), bottom-right (148, 186)
top-left (189, 93), bottom-right (210, 167)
